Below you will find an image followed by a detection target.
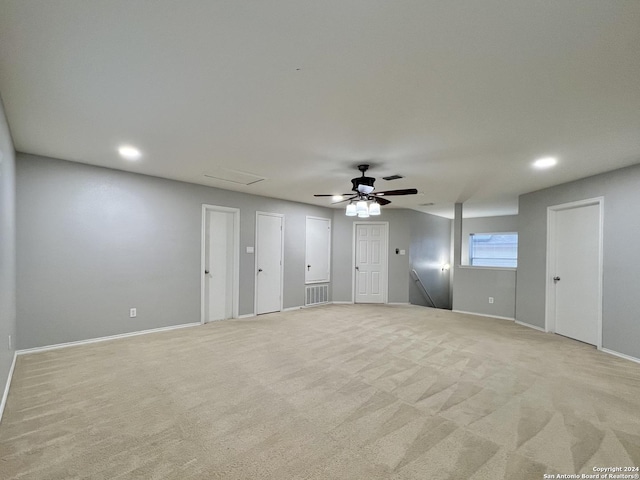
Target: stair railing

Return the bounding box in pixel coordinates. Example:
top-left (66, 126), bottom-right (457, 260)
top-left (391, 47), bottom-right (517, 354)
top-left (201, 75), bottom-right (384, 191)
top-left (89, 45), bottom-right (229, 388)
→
top-left (410, 269), bottom-right (438, 309)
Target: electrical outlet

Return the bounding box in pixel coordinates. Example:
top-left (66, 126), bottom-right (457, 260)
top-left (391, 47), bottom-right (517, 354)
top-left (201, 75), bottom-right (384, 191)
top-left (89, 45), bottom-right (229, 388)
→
top-left (8, 334), bottom-right (12, 350)
top-left (488, 297), bottom-right (494, 304)
top-left (130, 308), bottom-right (137, 318)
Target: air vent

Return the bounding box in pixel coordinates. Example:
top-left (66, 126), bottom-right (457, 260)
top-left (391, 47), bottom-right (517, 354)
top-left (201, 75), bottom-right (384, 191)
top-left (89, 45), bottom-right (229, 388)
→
top-left (203, 167), bottom-right (265, 186)
top-left (382, 174), bottom-right (404, 181)
top-left (305, 285), bottom-right (329, 306)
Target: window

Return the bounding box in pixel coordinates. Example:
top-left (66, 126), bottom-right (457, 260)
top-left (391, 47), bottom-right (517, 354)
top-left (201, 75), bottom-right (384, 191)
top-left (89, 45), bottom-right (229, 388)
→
top-left (469, 233), bottom-right (518, 268)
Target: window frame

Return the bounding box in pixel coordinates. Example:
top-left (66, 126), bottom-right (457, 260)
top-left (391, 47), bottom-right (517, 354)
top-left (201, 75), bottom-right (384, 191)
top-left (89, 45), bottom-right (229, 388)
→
top-left (468, 232), bottom-right (518, 268)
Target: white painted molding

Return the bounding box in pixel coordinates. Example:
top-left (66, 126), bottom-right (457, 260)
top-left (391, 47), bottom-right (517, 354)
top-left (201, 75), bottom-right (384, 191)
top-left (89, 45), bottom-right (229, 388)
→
top-left (200, 204), bottom-right (240, 325)
top-left (282, 306), bottom-right (302, 312)
top-left (0, 351), bottom-right (18, 423)
top-left (387, 302), bottom-right (412, 306)
top-left (452, 310), bottom-right (515, 321)
top-left (515, 320), bottom-right (547, 332)
top-left (16, 323), bottom-right (200, 356)
top-left (457, 266), bottom-right (517, 272)
top-left (545, 197), bottom-right (604, 349)
top-left (255, 211), bottom-right (285, 315)
top-left (601, 348), bottom-right (640, 365)
top-left (331, 301), bottom-right (353, 305)
top-left (237, 313), bottom-right (256, 319)
top-left (351, 221), bottom-right (390, 304)
top-left (0, 351), bottom-right (17, 424)
top-left (301, 303), bottom-right (329, 309)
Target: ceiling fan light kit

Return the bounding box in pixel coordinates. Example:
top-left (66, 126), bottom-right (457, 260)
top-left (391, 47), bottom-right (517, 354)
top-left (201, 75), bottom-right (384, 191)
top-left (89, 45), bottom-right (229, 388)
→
top-left (314, 164), bottom-right (418, 217)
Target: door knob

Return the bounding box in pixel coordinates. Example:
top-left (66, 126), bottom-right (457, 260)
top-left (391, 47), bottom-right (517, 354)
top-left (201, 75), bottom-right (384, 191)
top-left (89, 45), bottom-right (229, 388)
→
top-left (258, 268), bottom-right (263, 273)
top-left (553, 276), bottom-right (561, 283)
top-left (205, 270), bottom-right (210, 275)
top-left (355, 266), bottom-right (359, 271)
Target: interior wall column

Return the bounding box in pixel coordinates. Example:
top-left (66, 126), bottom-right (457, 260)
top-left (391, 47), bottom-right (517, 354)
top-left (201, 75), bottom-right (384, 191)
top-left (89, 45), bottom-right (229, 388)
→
top-left (453, 203), bottom-right (462, 267)
top-left (451, 203), bottom-right (463, 307)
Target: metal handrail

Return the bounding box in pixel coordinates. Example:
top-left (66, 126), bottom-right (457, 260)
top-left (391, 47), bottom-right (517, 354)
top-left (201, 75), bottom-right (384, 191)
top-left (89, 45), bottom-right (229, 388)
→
top-left (410, 269), bottom-right (438, 308)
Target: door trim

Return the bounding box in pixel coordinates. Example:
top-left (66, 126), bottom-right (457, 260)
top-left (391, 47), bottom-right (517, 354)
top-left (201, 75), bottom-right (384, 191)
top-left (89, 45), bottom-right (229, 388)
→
top-left (351, 221), bottom-right (389, 304)
top-left (305, 215), bottom-right (332, 284)
top-left (545, 197), bottom-right (604, 349)
top-left (200, 205), bottom-right (240, 324)
top-left (255, 211), bottom-right (285, 315)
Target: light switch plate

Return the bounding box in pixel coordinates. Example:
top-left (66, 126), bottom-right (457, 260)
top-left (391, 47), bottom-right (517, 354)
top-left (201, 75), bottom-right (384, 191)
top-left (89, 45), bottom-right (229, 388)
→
top-left (400, 249), bottom-right (406, 255)
top-left (246, 246), bottom-right (254, 254)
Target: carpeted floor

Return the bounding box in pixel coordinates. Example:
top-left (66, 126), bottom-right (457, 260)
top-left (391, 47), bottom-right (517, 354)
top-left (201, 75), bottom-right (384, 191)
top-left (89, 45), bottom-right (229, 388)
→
top-left (1, 304), bottom-right (639, 479)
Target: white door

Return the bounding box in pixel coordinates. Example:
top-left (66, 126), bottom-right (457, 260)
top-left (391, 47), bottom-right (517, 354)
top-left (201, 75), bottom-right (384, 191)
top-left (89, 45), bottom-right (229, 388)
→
top-left (550, 202), bottom-right (602, 345)
top-left (256, 212), bottom-right (283, 314)
top-left (201, 206), bottom-right (239, 323)
top-left (354, 223), bottom-right (388, 303)
top-left (305, 216), bottom-right (331, 284)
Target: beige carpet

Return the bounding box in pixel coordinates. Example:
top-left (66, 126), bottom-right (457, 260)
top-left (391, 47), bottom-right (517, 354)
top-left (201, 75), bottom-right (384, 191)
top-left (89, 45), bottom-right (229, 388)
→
top-left (1, 304), bottom-right (639, 479)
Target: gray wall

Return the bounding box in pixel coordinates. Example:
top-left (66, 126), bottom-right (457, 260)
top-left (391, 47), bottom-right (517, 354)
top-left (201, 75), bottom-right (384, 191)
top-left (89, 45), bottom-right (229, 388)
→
top-left (16, 154), bottom-right (332, 349)
top-left (452, 210), bottom-right (517, 319)
top-left (0, 97), bottom-right (16, 406)
top-left (331, 208), bottom-right (452, 307)
top-left (452, 267), bottom-right (516, 318)
top-left (517, 163), bottom-right (640, 359)
top-left (461, 215), bottom-right (518, 265)
top-left (409, 210), bottom-right (452, 309)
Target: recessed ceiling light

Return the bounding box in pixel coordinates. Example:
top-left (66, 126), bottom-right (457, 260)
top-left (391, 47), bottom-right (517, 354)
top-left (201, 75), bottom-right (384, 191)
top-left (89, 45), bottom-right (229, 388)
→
top-left (533, 156), bottom-right (557, 169)
top-left (332, 195), bottom-right (344, 201)
top-left (118, 145), bottom-right (142, 161)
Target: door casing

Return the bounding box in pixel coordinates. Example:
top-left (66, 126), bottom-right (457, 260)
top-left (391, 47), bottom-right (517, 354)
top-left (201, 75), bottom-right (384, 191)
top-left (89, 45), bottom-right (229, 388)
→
top-left (200, 205), bottom-right (240, 324)
top-left (255, 211), bottom-right (284, 315)
top-left (305, 216), bottom-right (331, 284)
top-left (545, 197), bottom-right (604, 349)
top-left (352, 221), bottom-right (389, 304)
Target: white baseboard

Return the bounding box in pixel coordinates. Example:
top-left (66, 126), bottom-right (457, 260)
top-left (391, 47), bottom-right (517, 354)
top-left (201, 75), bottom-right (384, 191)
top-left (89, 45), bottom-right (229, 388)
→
top-left (387, 302), bottom-right (411, 306)
top-left (0, 351), bottom-right (17, 425)
top-left (452, 310), bottom-right (515, 321)
top-left (332, 301), bottom-right (353, 305)
top-left (237, 313), bottom-right (255, 319)
top-left (16, 323), bottom-right (200, 356)
top-left (601, 348), bottom-right (640, 365)
top-left (282, 306), bottom-right (302, 312)
top-left (515, 320), bottom-right (547, 332)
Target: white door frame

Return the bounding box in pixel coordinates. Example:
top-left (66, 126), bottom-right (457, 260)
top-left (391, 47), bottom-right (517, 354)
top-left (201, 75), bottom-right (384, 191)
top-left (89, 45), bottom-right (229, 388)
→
top-left (545, 197), bottom-right (604, 349)
top-left (255, 211), bottom-right (285, 315)
top-left (352, 221), bottom-right (389, 304)
top-left (305, 215), bottom-right (332, 284)
top-left (200, 205), bottom-right (240, 324)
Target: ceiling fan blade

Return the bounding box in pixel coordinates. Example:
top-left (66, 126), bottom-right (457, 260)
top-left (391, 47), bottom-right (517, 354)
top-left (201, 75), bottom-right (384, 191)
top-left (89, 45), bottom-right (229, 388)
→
top-left (332, 196), bottom-right (357, 204)
top-left (375, 197), bottom-right (392, 206)
top-left (314, 193), bottom-right (354, 197)
top-left (373, 188), bottom-right (418, 196)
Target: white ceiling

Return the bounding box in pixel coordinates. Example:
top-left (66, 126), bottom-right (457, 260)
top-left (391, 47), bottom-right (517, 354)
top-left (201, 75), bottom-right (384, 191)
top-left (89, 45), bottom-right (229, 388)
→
top-left (1, 0), bottom-right (639, 218)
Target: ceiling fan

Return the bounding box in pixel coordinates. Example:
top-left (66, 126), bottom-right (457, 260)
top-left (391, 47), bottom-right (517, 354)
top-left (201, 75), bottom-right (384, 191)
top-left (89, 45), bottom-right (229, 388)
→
top-left (314, 164), bottom-right (418, 216)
